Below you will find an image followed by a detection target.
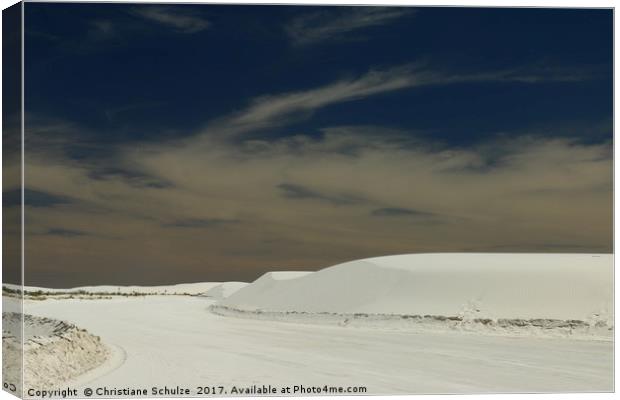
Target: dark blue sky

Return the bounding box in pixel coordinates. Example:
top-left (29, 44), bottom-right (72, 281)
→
top-left (25, 5), bottom-right (612, 147)
top-left (16, 4), bottom-right (613, 286)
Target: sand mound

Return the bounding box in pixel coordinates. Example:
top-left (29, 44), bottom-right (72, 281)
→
top-left (3, 313), bottom-right (109, 394)
top-left (204, 282), bottom-right (248, 300)
top-left (218, 253), bottom-right (613, 332)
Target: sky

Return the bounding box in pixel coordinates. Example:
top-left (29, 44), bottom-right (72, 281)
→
top-left (6, 4), bottom-right (613, 287)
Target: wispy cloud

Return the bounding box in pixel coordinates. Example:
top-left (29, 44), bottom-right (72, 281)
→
top-left (371, 207), bottom-right (434, 217)
top-left (202, 63), bottom-right (596, 141)
top-left (203, 64), bottom-right (434, 139)
top-left (286, 7), bottom-right (413, 46)
top-left (131, 6), bottom-right (210, 34)
top-left (228, 65), bottom-right (420, 128)
top-left (277, 183), bottom-right (365, 205)
top-left (88, 167), bottom-right (172, 189)
top-left (89, 20), bottom-right (117, 39)
top-left (4, 189), bottom-right (73, 208)
top-left (163, 218), bottom-right (240, 228)
top-left (46, 228), bottom-right (89, 237)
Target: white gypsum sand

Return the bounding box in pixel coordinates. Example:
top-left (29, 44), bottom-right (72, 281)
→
top-left (17, 295), bottom-right (612, 395)
top-left (6, 253), bottom-right (613, 394)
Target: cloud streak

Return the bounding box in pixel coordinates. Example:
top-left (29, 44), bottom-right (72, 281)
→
top-left (201, 63), bottom-right (597, 141)
top-left (371, 207), bottom-right (435, 217)
top-left (208, 64), bottom-right (422, 138)
top-left (286, 7), bottom-right (413, 45)
top-left (277, 183), bottom-right (365, 205)
top-left (131, 6), bottom-right (210, 33)
top-left (46, 228), bottom-right (89, 237)
top-left (4, 189), bottom-right (74, 208)
top-left (163, 218), bottom-right (240, 228)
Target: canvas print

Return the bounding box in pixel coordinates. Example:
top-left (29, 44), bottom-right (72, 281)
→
top-left (2, 2), bottom-right (614, 398)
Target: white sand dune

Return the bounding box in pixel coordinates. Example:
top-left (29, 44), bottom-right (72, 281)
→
top-left (203, 282), bottom-right (248, 300)
top-left (221, 253), bottom-right (613, 324)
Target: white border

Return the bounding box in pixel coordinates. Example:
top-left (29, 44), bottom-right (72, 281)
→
top-left (0, 1), bottom-right (616, 400)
